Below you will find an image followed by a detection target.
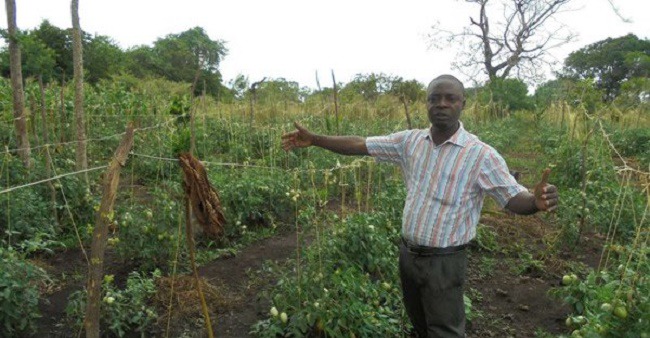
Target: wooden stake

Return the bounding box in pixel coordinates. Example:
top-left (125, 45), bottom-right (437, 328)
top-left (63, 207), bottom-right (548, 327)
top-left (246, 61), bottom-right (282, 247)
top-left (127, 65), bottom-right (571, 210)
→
top-left (84, 124), bottom-right (134, 338)
top-left (185, 197), bottom-right (215, 338)
top-left (331, 70), bottom-right (339, 133)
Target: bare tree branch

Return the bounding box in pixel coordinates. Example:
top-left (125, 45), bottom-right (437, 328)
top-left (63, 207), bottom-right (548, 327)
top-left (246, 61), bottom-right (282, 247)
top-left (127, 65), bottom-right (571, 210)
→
top-left (429, 0), bottom-right (575, 84)
top-left (606, 0), bottom-right (632, 23)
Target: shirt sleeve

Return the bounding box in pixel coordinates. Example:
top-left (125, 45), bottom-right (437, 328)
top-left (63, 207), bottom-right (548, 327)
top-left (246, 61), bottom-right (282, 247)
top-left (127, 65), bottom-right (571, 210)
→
top-left (477, 147), bottom-right (528, 208)
top-left (365, 130), bottom-right (412, 164)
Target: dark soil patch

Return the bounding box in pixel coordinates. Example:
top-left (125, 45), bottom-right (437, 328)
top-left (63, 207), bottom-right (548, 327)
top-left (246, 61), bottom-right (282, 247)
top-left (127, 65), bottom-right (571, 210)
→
top-left (34, 229), bottom-right (299, 338)
top-left (465, 212), bottom-right (604, 338)
top-left (198, 230), bottom-right (298, 338)
top-left (34, 209), bottom-right (604, 338)
top-left (35, 248), bottom-right (137, 337)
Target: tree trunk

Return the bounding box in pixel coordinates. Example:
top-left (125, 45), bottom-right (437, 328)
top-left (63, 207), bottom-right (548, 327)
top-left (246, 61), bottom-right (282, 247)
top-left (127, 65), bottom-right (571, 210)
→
top-left (4, 0), bottom-right (31, 168)
top-left (83, 125), bottom-right (134, 338)
top-left (71, 0), bottom-right (88, 184)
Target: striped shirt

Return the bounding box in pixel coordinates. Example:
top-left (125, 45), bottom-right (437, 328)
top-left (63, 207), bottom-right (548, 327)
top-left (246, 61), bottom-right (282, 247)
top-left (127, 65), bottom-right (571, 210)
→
top-left (366, 123), bottom-right (527, 248)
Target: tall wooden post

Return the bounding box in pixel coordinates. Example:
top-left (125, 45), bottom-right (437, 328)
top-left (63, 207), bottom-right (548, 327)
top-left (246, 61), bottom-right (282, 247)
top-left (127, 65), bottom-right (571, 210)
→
top-left (84, 125), bottom-right (135, 338)
top-left (4, 0), bottom-right (31, 168)
top-left (71, 0), bottom-right (88, 184)
top-left (331, 70), bottom-right (339, 133)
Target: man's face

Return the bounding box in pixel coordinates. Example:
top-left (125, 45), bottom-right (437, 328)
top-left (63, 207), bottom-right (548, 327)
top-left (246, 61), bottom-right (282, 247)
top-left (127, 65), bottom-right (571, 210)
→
top-left (426, 79), bottom-right (465, 130)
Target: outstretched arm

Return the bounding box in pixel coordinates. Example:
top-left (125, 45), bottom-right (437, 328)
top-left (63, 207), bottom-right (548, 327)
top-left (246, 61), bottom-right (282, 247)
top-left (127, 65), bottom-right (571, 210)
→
top-left (281, 122), bottom-right (369, 156)
top-left (506, 168), bottom-right (558, 215)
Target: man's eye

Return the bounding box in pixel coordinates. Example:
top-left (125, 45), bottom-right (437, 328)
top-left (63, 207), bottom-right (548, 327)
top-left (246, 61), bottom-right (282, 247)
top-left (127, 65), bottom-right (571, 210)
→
top-left (444, 95), bottom-right (462, 103)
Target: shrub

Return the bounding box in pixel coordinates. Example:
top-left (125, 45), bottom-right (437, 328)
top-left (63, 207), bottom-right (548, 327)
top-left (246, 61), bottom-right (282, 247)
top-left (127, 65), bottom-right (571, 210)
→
top-left (478, 78), bottom-right (533, 113)
top-left (66, 270), bottom-right (160, 337)
top-left (608, 127), bottom-right (650, 167)
top-left (551, 245), bottom-right (649, 337)
top-left (210, 167), bottom-right (293, 239)
top-left (251, 207), bottom-right (406, 337)
top-left (0, 248), bottom-right (49, 336)
top-left (112, 183), bottom-right (183, 272)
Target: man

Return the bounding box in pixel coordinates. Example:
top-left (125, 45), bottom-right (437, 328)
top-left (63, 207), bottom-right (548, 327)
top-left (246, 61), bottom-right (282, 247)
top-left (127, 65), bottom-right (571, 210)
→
top-left (281, 74), bottom-right (558, 338)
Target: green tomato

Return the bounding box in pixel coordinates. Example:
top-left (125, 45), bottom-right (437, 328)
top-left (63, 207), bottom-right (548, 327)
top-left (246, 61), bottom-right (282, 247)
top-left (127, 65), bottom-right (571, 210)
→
top-left (613, 306), bottom-right (628, 319)
top-left (565, 317), bottom-right (573, 327)
top-left (562, 275), bottom-right (572, 285)
top-left (600, 303), bottom-right (612, 312)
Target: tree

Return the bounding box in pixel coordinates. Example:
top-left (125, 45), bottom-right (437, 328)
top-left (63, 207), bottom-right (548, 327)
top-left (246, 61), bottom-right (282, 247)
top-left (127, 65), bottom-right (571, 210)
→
top-left (3, 0), bottom-right (31, 168)
top-left (563, 34), bottom-right (650, 101)
top-left (82, 34), bottom-right (124, 84)
top-left (253, 78), bottom-right (305, 104)
top-left (123, 45), bottom-right (156, 78)
top-left (150, 27), bottom-right (227, 96)
top-left (614, 77), bottom-right (650, 109)
top-left (226, 74), bottom-right (249, 101)
top-left (30, 20), bottom-right (73, 81)
top-left (430, 0), bottom-right (575, 83)
top-left (388, 78), bottom-right (425, 129)
top-left (26, 20), bottom-right (123, 84)
top-left (533, 77), bottom-right (602, 112)
top-left (339, 73), bottom-right (400, 102)
top-left (0, 34), bottom-right (57, 81)
top-left (481, 78), bottom-right (533, 111)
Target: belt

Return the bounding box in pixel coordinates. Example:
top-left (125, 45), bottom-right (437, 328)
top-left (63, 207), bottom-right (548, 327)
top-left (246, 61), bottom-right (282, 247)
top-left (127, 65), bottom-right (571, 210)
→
top-left (402, 237), bottom-right (468, 256)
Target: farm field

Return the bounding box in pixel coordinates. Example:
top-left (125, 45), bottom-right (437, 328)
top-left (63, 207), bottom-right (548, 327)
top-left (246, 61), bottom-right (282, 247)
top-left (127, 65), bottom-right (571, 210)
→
top-left (1, 76), bottom-right (648, 337)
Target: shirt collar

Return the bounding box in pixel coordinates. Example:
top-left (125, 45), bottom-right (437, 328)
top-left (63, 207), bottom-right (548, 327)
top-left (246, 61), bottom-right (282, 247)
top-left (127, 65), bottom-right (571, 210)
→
top-left (423, 121), bottom-right (470, 148)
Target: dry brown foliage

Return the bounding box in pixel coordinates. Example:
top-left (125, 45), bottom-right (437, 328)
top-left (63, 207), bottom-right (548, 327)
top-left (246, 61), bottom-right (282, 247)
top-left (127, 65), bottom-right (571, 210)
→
top-left (179, 153), bottom-right (226, 239)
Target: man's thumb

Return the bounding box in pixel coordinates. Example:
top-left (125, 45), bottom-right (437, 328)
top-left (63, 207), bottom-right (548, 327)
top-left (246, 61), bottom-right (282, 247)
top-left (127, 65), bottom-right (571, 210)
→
top-left (539, 168), bottom-right (551, 185)
top-left (294, 121), bottom-right (305, 132)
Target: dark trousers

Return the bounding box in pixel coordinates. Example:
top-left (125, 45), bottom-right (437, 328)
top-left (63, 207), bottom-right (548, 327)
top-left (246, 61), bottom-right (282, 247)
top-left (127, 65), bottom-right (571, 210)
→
top-left (399, 243), bottom-right (468, 338)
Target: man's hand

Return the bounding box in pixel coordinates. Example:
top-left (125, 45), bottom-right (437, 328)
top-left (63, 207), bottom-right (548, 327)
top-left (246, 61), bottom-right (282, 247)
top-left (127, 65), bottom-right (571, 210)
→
top-left (281, 122), bottom-right (369, 155)
top-left (533, 168), bottom-right (558, 212)
top-left (281, 122), bottom-right (314, 151)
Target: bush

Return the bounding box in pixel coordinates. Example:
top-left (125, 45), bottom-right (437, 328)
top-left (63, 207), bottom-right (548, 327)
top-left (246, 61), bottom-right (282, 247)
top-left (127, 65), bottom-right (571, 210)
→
top-left (112, 183), bottom-right (183, 272)
top-left (252, 212), bottom-right (406, 337)
top-left (66, 270), bottom-right (160, 337)
top-left (608, 127), bottom-right (650, 167)
top-left (210, 167), bottom-right (294, 239)
top-left (551, 244), bottom-right (649, 337)
top-left (479, 78), bottom-right (533, 112)
top-left (0, 248), bottom-right (49, 336)
top-left (0, 187), bottom-right (57, 247)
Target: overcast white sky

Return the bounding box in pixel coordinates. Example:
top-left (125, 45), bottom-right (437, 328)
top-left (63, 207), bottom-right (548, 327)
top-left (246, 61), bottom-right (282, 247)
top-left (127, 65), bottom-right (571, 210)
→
top-left (1, 0), bottom-right (649, 89)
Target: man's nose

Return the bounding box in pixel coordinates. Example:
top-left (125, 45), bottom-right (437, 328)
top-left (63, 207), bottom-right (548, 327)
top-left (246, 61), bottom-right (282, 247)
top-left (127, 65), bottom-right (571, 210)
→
top-left (437, 98), bottom-right (451, 107)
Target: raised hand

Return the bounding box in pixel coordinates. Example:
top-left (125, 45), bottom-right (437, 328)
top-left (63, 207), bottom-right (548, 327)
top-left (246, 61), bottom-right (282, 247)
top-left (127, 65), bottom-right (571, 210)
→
top-left (533, 168), bottom-right (558, 212)
top-left (281, 122), bottom-right (315, 151)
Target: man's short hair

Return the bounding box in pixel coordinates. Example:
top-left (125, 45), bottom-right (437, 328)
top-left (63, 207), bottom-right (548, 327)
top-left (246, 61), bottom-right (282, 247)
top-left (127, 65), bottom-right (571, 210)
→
top-left (429, 74), bottom-right (465, 96)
